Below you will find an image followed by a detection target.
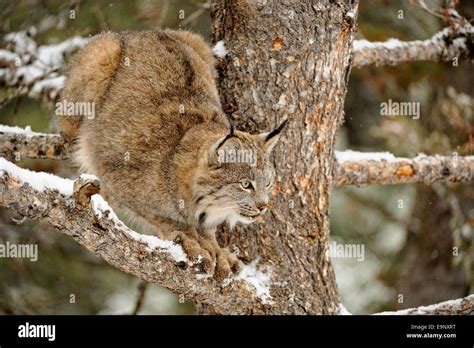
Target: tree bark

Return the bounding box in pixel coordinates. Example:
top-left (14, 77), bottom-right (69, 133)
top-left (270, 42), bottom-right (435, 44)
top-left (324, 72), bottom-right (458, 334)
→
top-left (207, 0), bottom-right (358, 314)
top-left (0, 126), bottom-right (70, 161)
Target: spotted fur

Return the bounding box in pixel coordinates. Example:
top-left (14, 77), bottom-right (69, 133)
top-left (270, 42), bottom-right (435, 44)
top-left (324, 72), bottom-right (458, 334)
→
top-left (57, 30), bottom-right (286, 279)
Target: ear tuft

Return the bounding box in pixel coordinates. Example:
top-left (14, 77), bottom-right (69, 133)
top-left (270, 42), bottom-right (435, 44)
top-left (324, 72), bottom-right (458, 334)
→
top-left (259, 119), bottom-right (288, 154)
top-left (264, 119), bottom-right (287, 143)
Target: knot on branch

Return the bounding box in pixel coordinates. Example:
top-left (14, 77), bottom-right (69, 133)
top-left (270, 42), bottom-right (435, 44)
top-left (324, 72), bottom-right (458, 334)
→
top-left (73, 175), bottom-right (100, 207)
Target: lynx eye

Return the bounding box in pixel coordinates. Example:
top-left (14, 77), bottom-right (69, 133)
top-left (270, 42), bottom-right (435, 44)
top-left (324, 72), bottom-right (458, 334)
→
top-left (266, 181), bottom-right (272, 188)
top-left (240, 179), bottom-right (252, 190)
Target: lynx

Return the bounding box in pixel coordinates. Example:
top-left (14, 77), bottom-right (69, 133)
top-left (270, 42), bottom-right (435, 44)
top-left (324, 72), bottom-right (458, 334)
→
top-left (57, 30), bottom-right (286, 280)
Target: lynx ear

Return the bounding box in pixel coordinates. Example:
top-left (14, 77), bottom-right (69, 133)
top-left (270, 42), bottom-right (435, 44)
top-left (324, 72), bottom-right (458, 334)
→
top-left (258, 119), bottom-right (288, 155)
top-left (208, 126), bottom-right (241, 166)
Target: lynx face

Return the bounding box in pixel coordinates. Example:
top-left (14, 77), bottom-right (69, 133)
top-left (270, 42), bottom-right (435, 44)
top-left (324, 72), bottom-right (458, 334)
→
top-left (194, 121), bottom-right (286, 230)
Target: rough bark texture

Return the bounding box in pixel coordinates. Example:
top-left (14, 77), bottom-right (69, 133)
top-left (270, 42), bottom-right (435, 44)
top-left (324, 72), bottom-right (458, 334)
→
top-left (207, 0), bottom-right (358, 314)
top-left (0, 127), bottom-right (70, 161)
top-left (377, 294), bottom-right (474, 315)
top-left (352, 21), bottom-right (474, 68)
top-left (335, 155), bottom-right (474, 186)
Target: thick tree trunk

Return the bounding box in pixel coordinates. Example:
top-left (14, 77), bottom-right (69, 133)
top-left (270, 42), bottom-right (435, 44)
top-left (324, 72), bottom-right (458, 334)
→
top-left (203, 0), bottom-right (358, 314)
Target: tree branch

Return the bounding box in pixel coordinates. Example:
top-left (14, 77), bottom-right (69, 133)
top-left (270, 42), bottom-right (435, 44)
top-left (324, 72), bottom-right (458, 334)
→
top-left (0, 157), bottom-right (273, 314)
top-left (352, 22), bottom-right (473, 68)
top-left (0, 125), bottom-right (70, 161)
top-left (375, 294), bottom-right (474, 315)
top-left (131, 281), bottom-right (149, 315)
top-left (0, 30), bottom-right (86, 103)
top-left (334, 151), bottom-right (474, 186)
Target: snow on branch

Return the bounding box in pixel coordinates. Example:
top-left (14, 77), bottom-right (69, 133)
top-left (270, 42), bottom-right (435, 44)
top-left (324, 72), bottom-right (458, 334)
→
top-left (0, 157), bottom-right (273, 314)
top-left (0, 125), bottom-right (70, 161)
top-left (375, 294), bottom-right (474, 315)
top-left (334, 151), bottom-right (474, 186)
top-left (352, 21), bottom-right (473, 68)
top-left (0, 30), bottom-right (86, 102)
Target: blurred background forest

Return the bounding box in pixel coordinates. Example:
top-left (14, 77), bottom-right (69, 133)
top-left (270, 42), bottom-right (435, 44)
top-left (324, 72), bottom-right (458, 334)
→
top-left (0, 0), bottom-right (472, 314)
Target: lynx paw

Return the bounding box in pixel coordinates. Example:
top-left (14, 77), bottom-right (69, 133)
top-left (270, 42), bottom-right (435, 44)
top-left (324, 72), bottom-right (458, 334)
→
top-left (173, 232), bottom-right (242, 280)
top-left (173, 233), bottom-right (214, 274)
top-left (197, 237), bottom-right (242, 280)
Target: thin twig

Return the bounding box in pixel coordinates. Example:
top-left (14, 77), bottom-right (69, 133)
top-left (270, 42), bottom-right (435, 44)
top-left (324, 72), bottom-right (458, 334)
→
top-left (131, 281), bottom-right (149, 315)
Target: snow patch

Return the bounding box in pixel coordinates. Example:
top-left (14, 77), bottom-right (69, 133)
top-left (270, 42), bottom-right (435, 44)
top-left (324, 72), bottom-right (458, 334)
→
top-left (0, 157), bottom-right (73, 195)
top-left (79, 173), bottom-right (99, 182)
top-left (91, 194), bottom-right (119, 220)
top-left (195, 273), bottom-right (212, 280)
top-left (30, 76), bottom-right (65, 98)
top-left (353, 38), bottom-right (407, 52)
top-left (4, 31), bottom-right (37, 58)
top-left (352, 39), bottom-right (376, 52)
top-left (234, 258), bottom-right (272, 304)
top-left (2, 32), bottom-right (86, 97)
top-left (128, 229), bottom-right (188, 263)
top-left (212, 40), bottom-right (228, 58)
top-left (0, 124), bottom-right (43, 137)
top-left (0, 49), bottom-right (18, 63)
top-left (335, 150), bottom-right (408, 163)
top-left (339, 303), bottom-right (352, 315)
top-left (451, 37), bottom-right (467, 51)
top-left (35, 37), bottom-right (86, 69)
